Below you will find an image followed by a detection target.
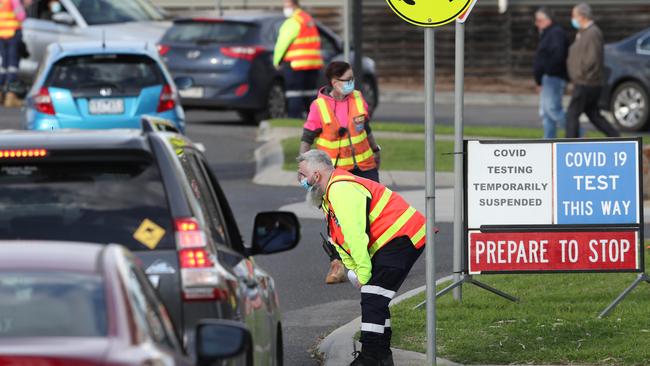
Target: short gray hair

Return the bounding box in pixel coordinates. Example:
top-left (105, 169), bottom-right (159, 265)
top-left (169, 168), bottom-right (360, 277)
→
top-left (535, 7), bottom-right (553, 22)
top-left (297, 150), bottom-right (333, 171)
top-left (574, 3), bottom-right (593, 20)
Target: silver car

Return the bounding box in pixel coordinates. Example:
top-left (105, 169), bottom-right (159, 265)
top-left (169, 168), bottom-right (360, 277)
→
top-left (20, 0), bottom-right (171, 79)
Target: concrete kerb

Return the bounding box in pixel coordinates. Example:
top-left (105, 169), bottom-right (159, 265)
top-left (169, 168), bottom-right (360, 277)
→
top-left (253, 121), bottom-right (454, 187)
top-left (381, 90), bottom-right (571, 107)
top-left (317, 275), bottom-right (462, 366)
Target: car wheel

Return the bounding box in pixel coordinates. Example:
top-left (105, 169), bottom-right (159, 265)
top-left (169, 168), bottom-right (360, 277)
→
top-left (611, 81), bottom-right (649, 132)
top-left (361, 76), bottom-right (378, 117)
top-left (267, 81), bottom-right (287, 120)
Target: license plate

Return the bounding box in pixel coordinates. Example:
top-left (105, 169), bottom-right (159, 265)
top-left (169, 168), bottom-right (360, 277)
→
top-left (179, 87), bottom-right (204, 99)
top-left (89, 98), bottom-right (124, 115)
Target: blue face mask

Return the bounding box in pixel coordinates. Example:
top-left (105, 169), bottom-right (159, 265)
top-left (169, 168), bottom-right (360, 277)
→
top-left (341, 80), bottom-right (355, 96)
top-left (300, 178), bottom-right (314, 192)
top-left (571, 18), bottom-right (580, 30)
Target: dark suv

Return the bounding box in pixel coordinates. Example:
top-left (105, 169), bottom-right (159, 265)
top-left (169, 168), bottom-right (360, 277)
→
top-left (0, 119), bottom-right (299, 365)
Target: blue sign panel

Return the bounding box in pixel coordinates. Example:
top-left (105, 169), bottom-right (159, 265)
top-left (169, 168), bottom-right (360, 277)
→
top-left (556, 141), bottom-right (638, 225)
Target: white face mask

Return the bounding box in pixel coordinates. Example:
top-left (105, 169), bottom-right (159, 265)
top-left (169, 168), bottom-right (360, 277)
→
top-left (283, 7), bottom-right (294, 18)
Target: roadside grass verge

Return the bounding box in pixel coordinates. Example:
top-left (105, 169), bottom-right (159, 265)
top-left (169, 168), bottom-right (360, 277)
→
top-left (269, 118), bottom-right (612, 139)
top-left (390, 250), bottom-right (650, 365)
top-left (281, 138), bottom-right (454, 172)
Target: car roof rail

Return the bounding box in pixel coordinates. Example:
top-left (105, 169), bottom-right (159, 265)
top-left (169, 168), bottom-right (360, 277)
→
top-left (141, 115), bottom-right (181, 134)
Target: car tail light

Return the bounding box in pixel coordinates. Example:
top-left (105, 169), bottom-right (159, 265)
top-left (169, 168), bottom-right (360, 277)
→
top-left (157, 84), bottom-right (176, 113)
top-left (157, 44), bottom-right (170, 56)
top-left (180, 248), bottom-right (213, 268)
top-left (220, 46), bottom-right (264, 61)
top-left (0, 149), bottom-right (48, 159)
top-left (235, 83), bottom-right (249, 97)
top-left (34, 87), bottom-right (55, 115)
top-left (175, 218), bottom-right (207, 248)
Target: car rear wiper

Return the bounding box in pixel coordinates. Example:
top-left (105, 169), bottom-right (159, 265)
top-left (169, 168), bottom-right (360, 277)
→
top-left (194, 39), bottom-right (220, 45)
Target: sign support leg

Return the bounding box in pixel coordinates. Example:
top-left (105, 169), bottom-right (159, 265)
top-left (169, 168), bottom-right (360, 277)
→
top-left (599, 272), bottom-right (650, 318)
top-left (414, 274), bottom-right (518, 310)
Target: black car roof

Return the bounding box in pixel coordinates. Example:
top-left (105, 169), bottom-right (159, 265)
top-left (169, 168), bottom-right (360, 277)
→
top-left (0, 129), bottom-right (152, 152)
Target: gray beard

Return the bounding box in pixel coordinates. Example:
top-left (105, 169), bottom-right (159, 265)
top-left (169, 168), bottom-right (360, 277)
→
top-left (306, 186), bottom-right (325, 208)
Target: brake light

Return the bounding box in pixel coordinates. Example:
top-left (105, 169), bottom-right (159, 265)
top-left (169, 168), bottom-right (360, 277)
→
top-left (157, 84), bottom-right (176, 113)
top-left (157, 44), bottom-right (170, 56)
top-left (175, 218), bottom-right (206, 248)
top-left (180, 248), bottom-right (213, 268)
top-left (235, 83), bottom-right (249, 97)
top-left (220, 46), bottom-right (264, 61)
top-left (0, 149), bottom-right (48, 159)
top-left (34, 87), bottom-right (55, 115)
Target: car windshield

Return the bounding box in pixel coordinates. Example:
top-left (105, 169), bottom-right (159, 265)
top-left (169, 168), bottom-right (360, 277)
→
top-left (45, 54), bottom-right (164, 90)
top-left (162, 22), bottom-right (256, 44)
top-left (0, 159), bottom-right (175, 251)
top-left (0, 271), bottom-right (106, 337)
top-left (70, 0), bottom-right (166, 25)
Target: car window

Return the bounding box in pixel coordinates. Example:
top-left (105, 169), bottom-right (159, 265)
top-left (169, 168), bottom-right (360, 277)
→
top-left (176, 150), bottom-right (228, 245)
top-left (125, 265), bottom-right (176, 349)
top-left (638, 34), bottom-right (650, 54)
top-left (27, 0), bottom-right (72, 21)
top-left (0, 158), bottom-right (175, 251)
top-left (45, 54), bottom-right (164, 90)
top-left (0, 271), bottom-right (106, 337)
top-left (69, 0), bottom-right (165, 25)
top-left (263, 18), bottom-right (285, 46)
top-left (163, 22), bottom-right (256, 44)
top-left (320, 30), bottom-right (339, 57)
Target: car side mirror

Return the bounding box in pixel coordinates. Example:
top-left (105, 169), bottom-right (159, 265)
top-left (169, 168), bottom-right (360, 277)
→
top-left (174, 76), bottom-right (193, 90)
top-left (52, 12), bottom-right (75, 26)
top-left (196, 320), bottom-right (252, 365)
top-left (250, 211), bottom-right (300, 256)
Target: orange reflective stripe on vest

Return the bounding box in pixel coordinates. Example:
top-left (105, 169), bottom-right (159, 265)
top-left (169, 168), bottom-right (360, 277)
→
top-left (284, 10), bottom-right (323, 71)
top-left (0, 0), bottom-right (20, 39)
top-left (314, 91), bottom-right (375, 171)
top-left (325, 169), bottom-right (426, 257)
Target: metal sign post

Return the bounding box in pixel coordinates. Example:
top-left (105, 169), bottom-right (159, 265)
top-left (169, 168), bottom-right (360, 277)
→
top-left (424, 26), bottom-right (437, 366)
top-left (452, 18), bottom-right (465, 302)
top-left (343, 0), bottom-right (350, 63)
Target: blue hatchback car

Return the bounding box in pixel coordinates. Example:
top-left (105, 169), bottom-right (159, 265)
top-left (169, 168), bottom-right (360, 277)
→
top-left (25, 41), bottom-right (186, 133)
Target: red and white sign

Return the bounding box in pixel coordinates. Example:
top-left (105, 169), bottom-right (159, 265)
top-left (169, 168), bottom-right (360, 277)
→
top-left (456, 0), bottom-right (477, 23)
top-left (468, 230), bottom-right (640, 274)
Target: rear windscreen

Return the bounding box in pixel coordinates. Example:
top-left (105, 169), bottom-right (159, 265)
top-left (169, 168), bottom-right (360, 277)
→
top-left (45, 54), bottom-right (164, 90)
top-left (0, 271), bottom-right (106, 337)
top-left (163, 22), bottom-right (256, 44)
top-left (0, 160), bottom-right (175, 251)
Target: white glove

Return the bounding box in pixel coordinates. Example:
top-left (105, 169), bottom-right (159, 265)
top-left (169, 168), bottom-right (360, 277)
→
top-left (347, 270), bottom-right (361, 289)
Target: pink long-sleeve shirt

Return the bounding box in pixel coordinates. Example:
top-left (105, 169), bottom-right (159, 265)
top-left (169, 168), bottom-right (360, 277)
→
top-left (10, 0), bottom-right (26, 22)
top-left (304, 87), bottom-right (370, 132)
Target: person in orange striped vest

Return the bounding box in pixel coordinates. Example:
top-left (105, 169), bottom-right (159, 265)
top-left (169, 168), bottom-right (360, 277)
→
top-left (273, 0), bottom-right (323, 118)
top-left (301, 61), bottom-right (382, 285)
top-left (0, 0), bottom-right (25, 107)
top-left (297, 149), bottom-right (434, 366)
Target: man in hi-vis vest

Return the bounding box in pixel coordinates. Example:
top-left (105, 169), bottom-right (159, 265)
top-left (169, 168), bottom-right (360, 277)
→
top-left (273, 0), bottom-right (323, 118)
top-left (297, 150), bottom-right (433, 366)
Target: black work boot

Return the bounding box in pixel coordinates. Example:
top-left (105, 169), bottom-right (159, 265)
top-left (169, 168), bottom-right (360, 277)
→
top-left (378, 349), bottom-right (394, 366)
top-left (349, 351), bottom-right (380, 366)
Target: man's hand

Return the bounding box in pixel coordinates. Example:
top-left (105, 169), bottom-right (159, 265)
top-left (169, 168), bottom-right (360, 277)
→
top-left (374, 151), bottom-right (381, 170)
top-left (536, 85), bottom-right (542, 94)
top-left (347, 270), bottom-right (362, 289)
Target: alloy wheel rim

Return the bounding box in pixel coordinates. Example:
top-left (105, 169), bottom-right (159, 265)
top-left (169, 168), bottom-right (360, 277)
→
top-left (614, 87), bottom-right (646, 128)
top-left (269, 85), bottom-right (286, 119)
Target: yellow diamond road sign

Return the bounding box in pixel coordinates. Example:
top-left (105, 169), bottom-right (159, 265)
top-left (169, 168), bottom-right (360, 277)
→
top-left (133, 219), bottom-right (166, 250)
top-left (386, 0), bottom-right (473, 27)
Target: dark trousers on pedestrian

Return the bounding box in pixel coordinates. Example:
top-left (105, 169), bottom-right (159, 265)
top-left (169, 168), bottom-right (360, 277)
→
top-left (359, 236), bottom-right (423, 355)
top-left (566, 84), bottom-right (620, 138)
top-left (327, 166), bottom-right (380, 262)
top-left (0, 30), bottom-right (21, 89)
top-left (283, 66), bottom-right (319, 118)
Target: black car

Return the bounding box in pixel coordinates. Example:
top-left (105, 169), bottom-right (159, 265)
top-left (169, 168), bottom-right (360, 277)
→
top-left (602, 28), bottom-right (650, 131)
top-left (0, 119), bottom-right (299, 365)
top-left (158, 13), bottom-right (379, 123)
top-left (0, 242), bottom-right (252, 366)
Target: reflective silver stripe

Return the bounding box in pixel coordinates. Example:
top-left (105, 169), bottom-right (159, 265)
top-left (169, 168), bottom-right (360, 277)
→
top-left (385, 319), bottom-right (391, 327)
top-left (285, 90), bottom-right (318, 98)
top-left (361, 322), bottom-right (385, 334)
top-left (361, 285), bottom-right (396, 299)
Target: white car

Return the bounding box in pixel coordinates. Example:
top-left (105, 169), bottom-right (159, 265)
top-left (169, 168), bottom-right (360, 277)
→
top-left (20, 0), bottom-right (171, 79)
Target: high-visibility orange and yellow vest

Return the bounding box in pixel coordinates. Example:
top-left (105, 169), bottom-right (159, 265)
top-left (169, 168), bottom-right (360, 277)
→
top-left (0, 0), bottom-right (20, 39)
top-left (314, 90), bottom-right (376, 171)
top-left (283, 9), bottom-right (323, 71)
top-left (325, 169), bottom-right (426, 258)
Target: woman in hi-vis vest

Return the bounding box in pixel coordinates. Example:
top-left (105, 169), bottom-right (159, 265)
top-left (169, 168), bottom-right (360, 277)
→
top-left (300, 61), bottom-right (382, 284)
top-left (0, 0), bottom-right (25, 107)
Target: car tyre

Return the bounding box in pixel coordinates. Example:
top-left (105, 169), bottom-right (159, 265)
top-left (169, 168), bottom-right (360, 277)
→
top-left (361, 76), bottom-right (378, 117)
top-left (237, 81), bottom-right (286, 125)
top-left (611, 81), bottom-right (649, 132)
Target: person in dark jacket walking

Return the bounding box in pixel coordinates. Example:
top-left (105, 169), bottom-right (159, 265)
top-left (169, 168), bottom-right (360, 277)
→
top-left (565, 3), bottom-right (620, 138)
top-left (533, 7), bottom-right (570, 139)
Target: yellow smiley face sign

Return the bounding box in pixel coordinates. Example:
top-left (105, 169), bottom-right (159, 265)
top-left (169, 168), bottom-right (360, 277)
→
top-left (386, 0), bottom-right (473, 27)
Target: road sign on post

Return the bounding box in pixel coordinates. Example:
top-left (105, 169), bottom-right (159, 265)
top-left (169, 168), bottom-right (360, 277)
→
top-left (384, 1), bottom-right (473, 364)
top-left (456, 0), bottom-right (477, 24)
